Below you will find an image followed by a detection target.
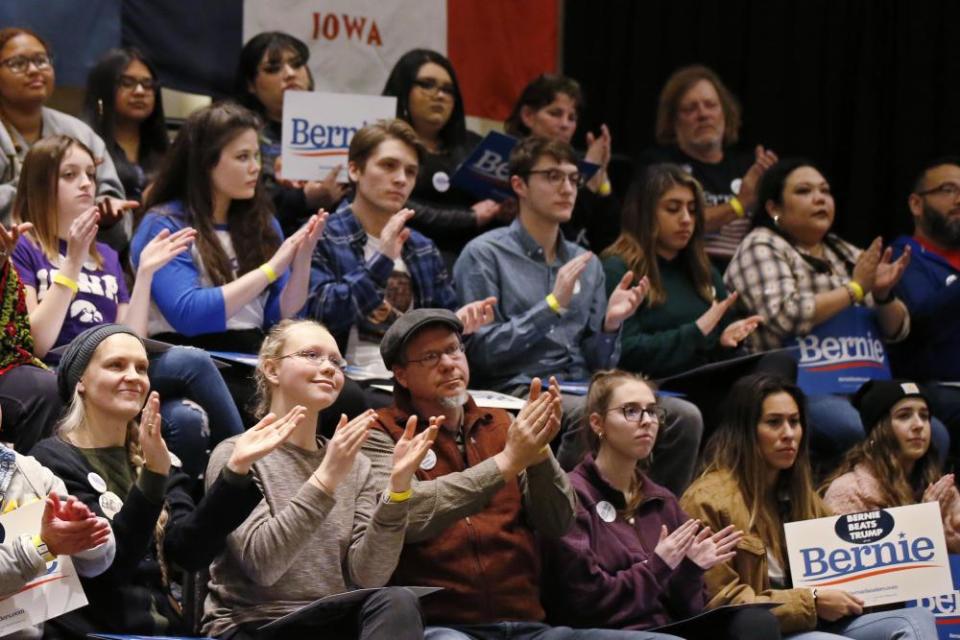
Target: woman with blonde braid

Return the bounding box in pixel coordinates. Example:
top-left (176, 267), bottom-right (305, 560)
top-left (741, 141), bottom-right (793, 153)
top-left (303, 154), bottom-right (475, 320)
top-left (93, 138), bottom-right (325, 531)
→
top-left (30, 324), bottom-right (304, 636)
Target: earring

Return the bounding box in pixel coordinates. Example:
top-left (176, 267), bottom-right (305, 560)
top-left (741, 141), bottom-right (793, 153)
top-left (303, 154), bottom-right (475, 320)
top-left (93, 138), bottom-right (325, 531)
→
top-left (598, 431), bottom-right (605, 440)
top-left (96, 99), bottom-right (103, 118)
top-left (773, 214), bottom-right (781, 226)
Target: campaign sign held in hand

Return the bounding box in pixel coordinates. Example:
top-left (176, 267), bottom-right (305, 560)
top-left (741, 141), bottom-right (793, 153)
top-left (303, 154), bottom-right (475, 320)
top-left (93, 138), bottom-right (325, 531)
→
top-left (451, 131), bottom-right (601, 202)
top-left (792, 306), bottom-right (892, 396)
top-left (281, 91), bottom-right (397, 182)
top-left (785, 502), bottom-right (951, 606)
top-left (0, 500), bottom-right (87, 636)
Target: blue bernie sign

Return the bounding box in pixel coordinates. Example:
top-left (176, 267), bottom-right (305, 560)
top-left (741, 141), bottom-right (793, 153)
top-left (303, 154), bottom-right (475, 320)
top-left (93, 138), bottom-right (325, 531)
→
top-left (908, 554), bottom-right (960, 640)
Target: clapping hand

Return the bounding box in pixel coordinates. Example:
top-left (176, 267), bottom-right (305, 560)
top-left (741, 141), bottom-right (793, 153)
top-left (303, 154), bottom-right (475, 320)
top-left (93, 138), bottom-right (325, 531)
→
top-left (0, 221), bottom-right (31, 260)
top-left (686, 524), bottom-right (742, 570)
top-left (696, 292), bottom-right (739, 337)
top-left (874, 244), bottom-right (911, 300)
top-left (654, 518), bottom-right (701, 569)
top-left (139, 391), bottom-right (171, 476)
top-left (719, 315), bottom-right (763, 348)
top-left (388, 415), bottom-right (441, 492)
top-left (40, 492), bottom-right (111, 557)
top-left (456, 297), bottom-right (497, 334)
top-left (312, 410), bottom-right (377, 495)
top-left (227, 406), bottom-right (307, 475)
top-left (136, 227), bottom-right (197, 276)
top-left (604, 271), bottom-right (649, 332)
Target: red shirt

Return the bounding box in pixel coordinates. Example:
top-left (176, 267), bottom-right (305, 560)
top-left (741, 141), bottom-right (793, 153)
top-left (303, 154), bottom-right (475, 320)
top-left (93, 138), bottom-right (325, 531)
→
top-left (915, 234), bottom-right (960, 272)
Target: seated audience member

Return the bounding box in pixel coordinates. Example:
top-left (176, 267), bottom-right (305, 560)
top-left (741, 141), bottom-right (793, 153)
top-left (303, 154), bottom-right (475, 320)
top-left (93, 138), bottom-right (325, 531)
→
top-left (540, 370), bottom-right (781, 640)
top-left (724, 159), bottom-right (948, 461)
top-left (383, 49), bottom-right (500, 265)
top-left (0, 27), bottom-right (134, 248)
top-left (235, 32), bottom-right (345, 237)
top-left (82, 47), bottom-right (168, 204)
top-left (680, 374), bottom-right (938, 639)
top-left (454, 136), bottom-right (702, 495)
top-left (31, 324), bottom-right (298, 636)
top-left (306, 118), bottom-right (495, 383)
top-left (361, 308), bottom-right (681, 640)
top-left (203, 318), bottom-right (435, 639)
top-left (890, 158), bottom-right (960, 435)
top-left (637, 65), bottom-right (778, 262)
top-left (602, 163), bottom-right (761, 378)
top-left (505, 73), bottom-right (619, 251)
top-left (12, 135), bottom-right (240, 476)
top-left (823, 379), bottom-right (960, 550)
top-left (0, 221), bottom-right (61, 452)
top-left (0, 407), bottom-right (116, 640)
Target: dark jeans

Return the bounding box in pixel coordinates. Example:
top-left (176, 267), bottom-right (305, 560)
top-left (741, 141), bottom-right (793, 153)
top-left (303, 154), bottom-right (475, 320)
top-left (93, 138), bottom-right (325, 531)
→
top-left (222, 586), bottom-right (423, 640)
top-left (149, 346), bottom-right (245, 477)
top-left (0, 364), bottom-right (62, 453)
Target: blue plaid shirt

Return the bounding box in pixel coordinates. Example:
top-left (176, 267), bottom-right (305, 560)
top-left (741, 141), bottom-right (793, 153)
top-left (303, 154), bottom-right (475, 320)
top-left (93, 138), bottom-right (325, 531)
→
top-left (306, 207), bottom-right (458, 348)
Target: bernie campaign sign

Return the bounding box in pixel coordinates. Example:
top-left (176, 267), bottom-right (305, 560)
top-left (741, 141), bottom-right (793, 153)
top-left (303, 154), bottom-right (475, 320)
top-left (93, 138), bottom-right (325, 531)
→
top-left (792, 306), bottom-right (892, 396)
top-left (785, 502), bottom-right (951, 606)
top-left (908, 554), bottom-right (960, 640)
top-left (281, 91), bottom-right (397, 182)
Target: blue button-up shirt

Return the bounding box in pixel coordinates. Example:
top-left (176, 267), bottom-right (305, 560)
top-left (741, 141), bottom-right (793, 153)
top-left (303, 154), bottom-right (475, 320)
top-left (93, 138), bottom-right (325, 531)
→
top-left (454, 218), bottom-right (620, 390)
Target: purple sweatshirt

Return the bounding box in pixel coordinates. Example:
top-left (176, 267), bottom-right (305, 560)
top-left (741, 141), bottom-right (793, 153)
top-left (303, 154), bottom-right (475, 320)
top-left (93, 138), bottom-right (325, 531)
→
top-left (540, 455), bottom-right (706, 630)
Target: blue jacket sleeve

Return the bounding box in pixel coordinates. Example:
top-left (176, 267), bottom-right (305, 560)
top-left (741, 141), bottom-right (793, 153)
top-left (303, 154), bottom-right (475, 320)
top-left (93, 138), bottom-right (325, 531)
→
top-left (580, 259), bottom-right (620, 371)
top-left (130, 212), bottom-right (227, 336)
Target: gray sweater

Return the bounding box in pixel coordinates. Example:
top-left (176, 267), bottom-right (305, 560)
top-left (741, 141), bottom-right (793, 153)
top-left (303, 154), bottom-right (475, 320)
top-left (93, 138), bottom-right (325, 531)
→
top-left (201, 436), bottom-right (409, 637)
top-left (0, 449), bottom-right (115, 640)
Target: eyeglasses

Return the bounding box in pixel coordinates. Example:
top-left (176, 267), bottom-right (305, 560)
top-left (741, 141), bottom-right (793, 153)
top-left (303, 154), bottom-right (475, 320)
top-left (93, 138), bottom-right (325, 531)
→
top-left (260, 58), bottom-right (305, 75)
top-left (0, 53), bottom-right (52, 75)
top-left (118, 75), bottom-right (157, 92)
top-left (273, 349), bottom-right (348, 370)
top-left (607, 403), bottom-right (666, 424)
top-left (526, 168), bottom-right (585, 188)
top-left (405, 342), bottom-right (465, 368)
top-left (412, 78), bottom-right (456, 98)
top-left (917, 182), bottom-right (960, 199)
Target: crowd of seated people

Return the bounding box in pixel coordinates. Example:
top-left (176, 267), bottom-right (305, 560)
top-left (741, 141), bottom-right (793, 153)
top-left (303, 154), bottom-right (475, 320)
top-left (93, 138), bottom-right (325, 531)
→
top-left (0, 21), bottom-right (954, 640)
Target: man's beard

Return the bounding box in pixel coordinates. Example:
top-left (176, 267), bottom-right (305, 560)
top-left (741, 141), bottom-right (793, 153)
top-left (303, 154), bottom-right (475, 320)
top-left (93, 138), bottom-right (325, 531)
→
top-left (921, 203), bottom-right (960, 248)
top-left (438, 390), bottom-right (469, 410)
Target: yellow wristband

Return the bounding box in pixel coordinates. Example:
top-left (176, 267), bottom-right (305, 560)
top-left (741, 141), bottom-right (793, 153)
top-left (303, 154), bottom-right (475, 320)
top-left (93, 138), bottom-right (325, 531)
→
top-left (258, 263), bottom-right (278, 284)
top-left (31, 534), bottom-right (55, 563)
top-left (846, 280), bottom-right (865, 304)
top-left (545, 293), bottom-right (562, 315)
top-left (52, 272), bottom-right (79, 295)
top-left (598, 179), bottom-right (612, 196)
top-left (388, 488), bottom-right (413, 503)
top-left (729, 196), bottom-right (746, 218)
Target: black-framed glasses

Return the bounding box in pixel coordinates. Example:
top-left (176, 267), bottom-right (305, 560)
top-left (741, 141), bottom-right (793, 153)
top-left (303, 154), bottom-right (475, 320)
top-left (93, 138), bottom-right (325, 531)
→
top-left (405, 342), bottom-right (465, 368)
top-left (917, 182), bottom-right (960, 199)
top-left (526, 168), bottom-right (585, 188)
top-left (272, 349), bottom-right (348, 370)
top-left (0, 53), bottom-right (52, 75)
top-left (412, 77), bottom-right (456, 97)
top-left (118, 75), bottom-right (158, 92)
top-left (607, 403), bottom-right (666, 424)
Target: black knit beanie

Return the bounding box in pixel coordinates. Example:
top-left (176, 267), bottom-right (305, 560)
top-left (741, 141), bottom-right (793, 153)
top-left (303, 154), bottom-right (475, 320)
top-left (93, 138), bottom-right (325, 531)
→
top-left (57, 324), bottom-right (142, 402)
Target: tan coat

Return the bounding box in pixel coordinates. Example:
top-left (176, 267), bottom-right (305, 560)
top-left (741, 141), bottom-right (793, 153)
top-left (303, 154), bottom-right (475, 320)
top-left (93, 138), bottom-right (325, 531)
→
top-left (679, 469), bottom-right (818, 634)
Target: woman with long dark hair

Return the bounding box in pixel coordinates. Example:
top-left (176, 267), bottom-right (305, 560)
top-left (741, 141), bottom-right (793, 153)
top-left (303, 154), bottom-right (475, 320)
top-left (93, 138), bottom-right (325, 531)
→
top-left (823, 379), bottom-right (960, 550)
top-left (601, 164), bottom-right (761, 378)
top-left (235, 31), bottom-right (344, 237)
top-left (382, 48), bottom-right (499, 263)
top-left (680, 374), bottom-right (937, 639)
top-left (82, 47), bottom-right (168, 203)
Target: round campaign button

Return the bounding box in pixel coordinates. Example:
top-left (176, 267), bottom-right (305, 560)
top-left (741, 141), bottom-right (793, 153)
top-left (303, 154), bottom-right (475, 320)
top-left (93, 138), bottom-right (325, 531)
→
top-left (596, 500), bottom-right (616, 523)
top-left (432, 171), bottom-right (451, 193)
top-left (99, 491), bottom-right (124, 521)
top-left (87, 472), bottom-right (107, 494)
top-left (420, 449), bottom-right (438, 471)
top-left (731, 178), bottom-right (743, 195)
top-left (169, 452), bottom-right (183, 468)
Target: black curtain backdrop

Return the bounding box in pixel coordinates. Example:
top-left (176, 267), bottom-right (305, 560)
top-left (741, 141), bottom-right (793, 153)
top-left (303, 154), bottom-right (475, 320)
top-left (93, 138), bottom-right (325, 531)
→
top-left (562, 0), bottom-right (960, 247)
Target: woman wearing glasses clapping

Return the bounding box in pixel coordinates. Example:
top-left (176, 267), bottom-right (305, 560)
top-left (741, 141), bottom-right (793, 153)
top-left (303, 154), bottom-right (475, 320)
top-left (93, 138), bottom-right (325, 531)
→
top-left (0, 27), bottom-right (136, 247)
top-left (540, 369), bottom-right (780, 639)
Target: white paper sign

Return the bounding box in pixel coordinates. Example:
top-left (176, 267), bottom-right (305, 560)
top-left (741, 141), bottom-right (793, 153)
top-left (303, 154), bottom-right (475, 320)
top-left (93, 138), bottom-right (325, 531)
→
top-left (281, 91), bottom-right (397, 182)
top-left (243, 0), bottom-right (446, 97)
top-left (785, 502), bottom-right (952, 606)
top-left (0, 500), bottom-right (87, 635)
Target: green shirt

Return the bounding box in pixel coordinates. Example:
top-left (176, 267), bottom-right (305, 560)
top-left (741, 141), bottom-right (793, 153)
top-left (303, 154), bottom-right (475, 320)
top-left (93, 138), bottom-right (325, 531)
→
top-left (602, 254), bottom-right (734, 378)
